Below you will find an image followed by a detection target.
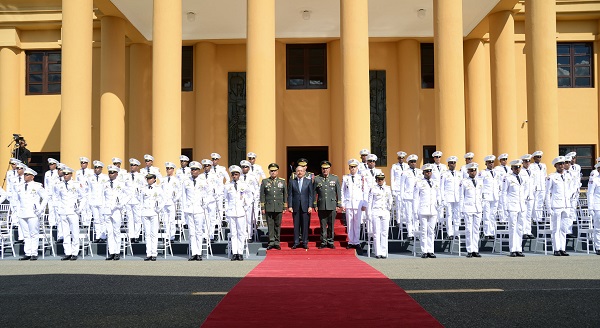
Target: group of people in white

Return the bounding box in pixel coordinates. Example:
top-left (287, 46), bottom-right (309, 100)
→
top-left (2, 152), bottom-right (265, 261)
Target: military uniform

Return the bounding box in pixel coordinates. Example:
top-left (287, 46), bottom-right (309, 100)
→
top-left (140, 154), bottom-right (163, 183)
top-left (530, 151), bottom-right (547, 222)
top-left (440, 156), bottom-right (461, 239)
top-left (586, 164), bottom-right (600, 254)
top-left (459, 163), bottom-right (484, 257)
top-left (240, 160), bottom-right (259, 239)
top-left (501, 160), bottom-right (528, 257)
top-left (140, 175), bottom-right (164, 261)
top-left (390, 151), bottom-right (408, 224)
top-left (199, 159), bottom-right (224, 241)
top-left (341, 159), bottom-right (366, 248)
top-left (54, 169), bottom-right (87, 260)
top-left (399, 154), bottom-right (422, 238)
top-left (368, 175), bottom-right (392, 258)
top-left (181, 161), bottom-right (209, 260)
top-left (413, 164), bottom-right (441, 258)
top-left (225, 166), bottom-right (252, 260)
top-left (15, 168), bottom-right (48, 260)
top-left (260, 164), bottom-right (287, 249)
top-left (314, 161), bottom-right (341, 248)
top-left (162, 163), bottom-right (181, 241)
top-left (125, 158), bottom-right (144, 242)
top-left (88, 161), bottom-right (110, 242)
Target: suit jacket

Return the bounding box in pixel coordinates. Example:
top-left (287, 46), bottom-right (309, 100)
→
top-left (287, 176), bottom-right (314, 212)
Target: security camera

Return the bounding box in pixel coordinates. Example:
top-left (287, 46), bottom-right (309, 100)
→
top-left (523, 120), bottom-right (528, 123)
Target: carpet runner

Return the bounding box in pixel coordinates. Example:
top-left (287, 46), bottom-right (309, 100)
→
top-left (200, 252), bottom-right (441, 327)
top-left (278, 211), bottom-right (349, 249)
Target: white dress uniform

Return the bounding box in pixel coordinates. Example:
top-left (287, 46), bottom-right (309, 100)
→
top-left (368, 182), bottom-right (393, 257)
top-left (564, 168), bottom-right (580, 235)
top-left (249, 163), bottom-right (266, 180)
top-left (361, 159), bottom-right (382, 231)
top-left (102, 178), bottom-right (130, 257)
top-left (431, 162), bottom-right (447, 186)
top-left (440, 170), bottom-right (462, 238)
top-left (199, 168), bottom-right (224, 240)
top-left (545, 166), bottom-right (574, 254)
top-left (15, 180), bottom-right (48, 257)
top-left (176, 166), bottom-right (191, 179)
top-left (75, 166), bottom-right (94, 225)
top-left (161, 175), bottom-right (181, 241)
top-left (7, 171), bottom-right (25, 241)
top-left (390, 160), bottom-right (408, 223)
top-left (586, 170), bottom-right (600, 252)
top-left (88, 172), bottom-right (110, 240)
top-left (44, 168), bottom-right (60, 229)
top-left (140, 166), bottom-right (163, 183)
top-left (224, 178), bottom-right (252, 258)
top-left (529, 160), bottom-right (547, 221)
top-left (181, 175), bottom-right (210, 258)
top-left (519, 166), bottom-right (537, 237)
top-left (413, 175), bottom-right (441, 256)
top-left (140, 182), bottom-right (164, 259)
top-left (479, 168), bottom-right (500, 237)
top-left (240, 172), bottom-right (259, 239)
top-left (341, 171), bottom-right (366, 247)
top-left (459, 174), bottom-right (484, 255)
top-left (54, 179), bottom-right (87, 257)
top-left (213, 165), bottom-right (230, 184)
top-left (494, 164), bottom-right (510, 222)
top-left (0, 187), bottom-right (7, 203)
top-left (399, 167), bottom-right (423, 238)
top-left (501, 169), bottom-right (528, 255)
top-left (125, 171), bottom-right (144, 240)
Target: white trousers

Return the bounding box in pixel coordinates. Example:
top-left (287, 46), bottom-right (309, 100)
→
top-left (187, 212), bottom-right (206, 256)
top-left (228, 215), bottom-right (246, 256)
top-left (142, 214), bottom-right (159, 257)
top-left (163, 203), bottom-right (176, 240)
top-left (10, 206), bottom-right (24, 240)
top-left (533, 190), bottom-right (545, 222)
top-left (402, 200), bottom-right (417, 237)
top-left (60, 214), bottom-right (80, 256)
top-left (592, 210), bottom-right (600, 250)
top-left (551, 209), bottom-right (570, 252)
top-left (482, 200), bottom-right (498, 236)
top-left (346, 208), bottom-right (362, 245)
top-left (126, 203), bottom-right (142, 239)
top-left (444, 202), bottom-right (460, 236)
top-left (523, 199), bottom-right (534, 235)
top-left (19, 216), bottom-right (39, 256)
top-left (567, 201), bottom-right (577, 234)
top-left (372, 212), bottom-right (390, 257)
top-left (91, 205), bottom-right (106, 240)
top-left (507, 210), bottom-right (525, 252)
top-left (245, 204), bottom-right (254, 239)
top-left (394, 193), bottom-right (403, 224)
top-left (105, 210), bottom-right (122, 255)
top-left (206, 202), bottom-right (218, 239)
top-left (419, 214), bottom-right (437, 254)
top-left (463, 212), bottom-right (482, 253)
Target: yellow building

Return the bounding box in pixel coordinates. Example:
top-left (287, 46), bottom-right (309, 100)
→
top-left (0, 0), bottom-right (599, 184)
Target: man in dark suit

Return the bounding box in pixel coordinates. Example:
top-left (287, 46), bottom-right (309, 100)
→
top-left (313, 161), bottom-right (341, 249)
top-left (287, 165), bottom-right (314, 249)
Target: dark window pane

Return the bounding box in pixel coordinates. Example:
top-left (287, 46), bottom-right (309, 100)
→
top-left (579, 158), bottom-right (592, 167)
top-left (420, 43), bottom-right (434, 89)
top-left (557, 44), bottom-right (570, 55)
top-left (309, 66), bottom-right (324, 75)
top-left (575, 77), bottom-right (591, 87)
top-left (28, 84), bottom-right (42, 93)
top-left (48, 74), bottom-right (61, 82)
top-left (557, 67), bottom-right (570, 76)
top-left (286, 44), bottom-right (327, 89)
top-left (557, 56), bottom-right (570, 65)
top-left (289, 78), bottom-right (305, 86)
top-left (29, 74), bottom-right (43, 82)
top-left (558, 77), bottom-right (571, 87)
top-left (573, 44), bottom-right (591, 55)
top-left (47, 83), bottom-right (61, 93)
top-left (575, 55), bottom-right (590, 65)
top-left (309, 78), bottom-right (325, 85)
top-left (577, 147), bottom-right (592, 157)
top-left (48, 63), bottom-right (61, 72)
top-left (181, 46), bottom-right (193, 91)
top-left (575, 66), bottom-right (590, 76)
top-left (29, 53), bottom-right (44, 62)
top-left (288, 66), bottom-right (304, 76)
top-left (29, 64), bottom-right (43, 72)
top-left (48, 53), bottom-right (61, 62)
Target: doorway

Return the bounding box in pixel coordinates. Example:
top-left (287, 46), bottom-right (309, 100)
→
top-left (286, 146), bottom-right (329, 179)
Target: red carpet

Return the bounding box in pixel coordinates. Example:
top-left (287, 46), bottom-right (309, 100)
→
top-left (201, 252), bottom-right (441, 328)
top-left (279, 211), bottom-right (349, 248)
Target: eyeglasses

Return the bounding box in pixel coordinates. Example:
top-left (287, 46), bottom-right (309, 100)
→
top-left (166, 167), bottom-right (174, 170)
top-left (408, 160), bottom-right (416, 163)
top-left (191, 168), bottom-right (200, 171)
top-left (203, 165), bottom-right (211, 167)
top-left (248, 157), bottom-right (255, 160)
top-left (433, 156), bottom-right (441, 158)
top-left (534, 156), bottom-right (542, 158)
top-left (448, 162), bottom-right (456, 164)
top-left (212, 158), bottom-right (219, 160)
top-left (94, 166), bottom-right (102, 169)
top-left (241, 166), bottom-right (249, 168)
top-left (144, 160), bottom-right (152, 162)
top-left (522, 160), bottom-right (530, 162)
top-left (232, 172), bottom-right (240, 175)
top-left (367, 160), bottom-right (375, 163)
top-left (109, 171), bottom-right (118, 174)
top-left (131, 164), bottom-right (139, 166)
top-left (17, 168), bottom-right (24, 170)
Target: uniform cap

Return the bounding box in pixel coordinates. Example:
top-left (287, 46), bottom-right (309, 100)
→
top-left (145, 173), bottom-right (156, 179)
top-left (359, 149), bottom-right (370, 156)
top-left (47, 158), bottom-right (58, 165)
top-left (397, 151), bottom-right (407, 158)
top-left (211, 153), bottom-right (221, 159)
top-left (566, 151), bottom-right (576, 157)
top-left (484, 155), bottom-right (496, 162)
top-left (57, 163), bottom-right (66, 170)
top-left (189, 161), bottom-right (201, 169)
top-left (129, 158), bottom-right (141, 166)
top-left (320, 160), bottom-right (331, 168)
top-left (93, 160), bottom-right (104, 168)
top-left (24, 167), bottom-right (37, 176)
top-left (375, 173), bottom-right (385, 179)
top-left (421, 164), bottom-right (433, 171)
top-left (564, 155), bottom-right (572, 161)
top-left (9, 158), bottom-right (21, 164)
top-left (201, 159), bottom-right (213, 166)
top-left (367, 154), bottom-right (378, 161)
top-left (107, 165), bottom-right (119, 173)
top-left (111, 157), bottom-right (122, 164)
top-left (407, 154), bottom-right (418, 162)
top-left (297, 158), bottom-right (308, 166)
top-left (521, 154), bottom-right (533, 161)
top-left (179, 155), bottom-right (190, 162)
top-left (247, 152), bottom-right (257, 158)
top-left (509, 159), bottom-right (522, 167)
top-left (532, 151), bottom-right (544, 157)
top-left (466, 163), bottom-right (479, 170)
top-left (143, 154), bottom-right (154, 161)
top-left (552, 156), bottom-right (565, 166)
top-left (432, 151), bottom-right (443, 157)
top-left (498, 153), bottom-right (509, 160)
top-left (79, 157), bottom-right (90, 163)
top-left (229, 165), bottom-right (242, 174)
top-left (16, 163), bottom-right (26, 169)
top-left (596, 157), bottom-right (600, 163)
top-left (62, 167), bottom-right (74, 174)
top-left (348, 159), bottom-right (360, 167)
top-left (447, 156), bottom-right (458, 163)
top-left (595, 163), bottom-right (600, 169)
top-left (464, 152), bottom-right (475, 159)
top-left (268, 163), bottom-right (279, 171)
top-left (165, 162), bottom-right (176, 169)
top-left (240, 160), bottom-right (251, 167)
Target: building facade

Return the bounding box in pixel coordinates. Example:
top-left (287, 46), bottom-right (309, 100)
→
top-left (0, 0), bottom-right (599, 183)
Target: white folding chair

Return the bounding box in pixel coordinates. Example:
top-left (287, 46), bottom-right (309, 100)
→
top-left (38, 214), bottom-right (56, 258)
top-left (1, 206), bottom-right (16, 258)
top-left (575, 209), bottom-right (594, 254)
top-left (157, 232), bottom-right (173, 258)
top-left (534, 211), bottom-right (554, 255)
top-left (78, 224), bottom-right (93, 258)
top-left (450, 217), bottom-right (467, 256)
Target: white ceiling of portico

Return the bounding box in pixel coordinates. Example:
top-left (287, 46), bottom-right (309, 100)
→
top-left (109, 0), bottom-right (501, 41)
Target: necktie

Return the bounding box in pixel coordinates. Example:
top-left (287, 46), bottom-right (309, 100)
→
top-left (82, 168), bottom-right (85, 176)
top-left (490, 170), bottom-right (494, 178)
top-left (110, 181), bottom-right (114, 188)
top-left (427, 179), bottom-right (432, 188)
top-left (370, 169), bottom-right (374, 176)
top-left (451, 171), bottom-right (454, 176)
top-left (96, 175), bottom-right (99, 181)
top-left (298, 178), bottom-right (302, 191)
top-left (193, 179), bottom-right (196, 186)
top-left (65, 181), bottom-right (68, 189)
top-left (251, 165), bottom-right (254, 171)
top-left (526, 169), bottom-right (531, 176)
top-left (168, 177), bottom-right (171, 183)
top-left (205, 172), bottom-right (209, 179)
top-left (380, 185), bottom-right (383, 190)
top-left (561, 175), bottom-right (564, 181)
top-left (351, 175), bottom-right (354, 183)
top-left (412, 168), bottom-right (416, 176)
top-left (51, 170), bottom-right (54, 176)
top-left (19, 176), bottom-right (22, 182)
top-left (516, 175), bottom-right (521, 184)
top-left (472, 178), bottom-right (476, 187)
top-left (25, 183), bottom-right (28, 191)
top-left (234, 180), bottom-right (238, 191)
top-left (504, 166), bottom-right (507, 173)
top-left (244, 174), bottom-right (247, 181)
top-left (131, 173), bottom-right (134, 181)
top-left (400, 163), bottom-right (404, 170)
top-left (214, 166), bottom-right (217, 173)
top-left (364, 163), bottom-right (368, 169)
top-left (437, 164), bottom-right (440, 171)
top-left (538, 163), bottom-right (542, 169)
top-left (149, 185), bottom-right (152, 190)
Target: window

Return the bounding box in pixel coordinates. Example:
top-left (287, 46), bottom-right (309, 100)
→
top-left (420, 43), bottom-right (434, 89)
top-left (26, 51), bottom-right (61, 95)
top-left (422, 145), bottom-right (436, 164)
top-left (370, 70), bottom-right (387, 166)
top-left (557, 43), bottom-right (593, 88)
top-left (182, 46), bottom-right (194, 91)
top-left (286, 44), bottom-right (327, 89)
top-left (559, 144), bottom-right (595, 188)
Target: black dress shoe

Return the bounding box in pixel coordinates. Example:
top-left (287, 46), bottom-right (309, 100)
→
top-left (596, 250), bottom-right (600, 255)
top-left (144, 256), bottom-right (152, 261)
top-left (560, 251), bottom-right (569, 256)
top-left (238, 254), bottom-right (244, 261)
top-left (528, 234), bottom-right (536, 239)
top-left (318, 244), bottom-right (326, 249)
top-left (189, 255), bottom-right (197, 261)
top-left (446, 235), bottom-right (454, 240)
top-left (303, 245), bottom-right (309, 249)
top-left (553, 251), bottom-right (562, 256)
top-left (510, 252), bottom-right (517, 257)
top-left (291, 244), bottom-right (299, 249)
top-left (466, 253), bottom-right (473, 258)
top-left (428, 253), bottom-right (436, 258)
top-left (30, 256), bottom-right (37, 261)
top-left (196, 255), bottom-right (202, 261)
top-left (151, 257), bottom-right (157, 261)
top-left (14, 240), bottom-right (24, 244)
top-left (61, 255), bottom-right (72, 261)
top-left (473, 252), bottom-right (482, 258)
top-left (267, 245), bottom-right (274, 250)
top-left (328, 244), bottom-right (335, 249)
top-left (56, 239), bottom-right (64, 244)
top-left (275, 245), bottom-right (281, 250)
top-left (70, 255), bottom-right (78, 261)
top-left (113, 254), bottom-right (120, 261)
top-left (19, 255), bottom-right (31, 261)
top-left (566, 234), bottom-right (576, 239)
top-left (231, 255), bottom-right (237, 261)
top-left (421, 253), bottom-right (428, 258)
top-left (516, 252), bottom-right (525, 257)
top-left (487, 236), bottom-right (495, 240)
top-left (106, 254), bottom-right (115, 261)
top-left (345, 245), bottom-right (351, 249)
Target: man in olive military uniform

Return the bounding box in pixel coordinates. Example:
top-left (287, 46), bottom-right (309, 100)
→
top-left (290, 158), bottom-right (314, 181)
top-left (313, 161), bottom-right (342, 249)
top-left (260, 163), bottom-right (287, 250)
